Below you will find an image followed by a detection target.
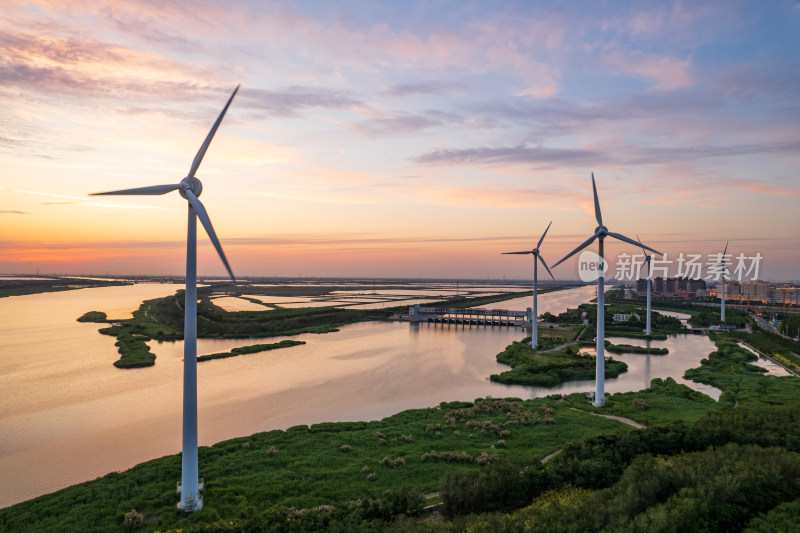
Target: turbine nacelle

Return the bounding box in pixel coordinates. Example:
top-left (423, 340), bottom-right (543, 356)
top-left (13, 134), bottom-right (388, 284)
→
top-left (595, 225), bottom-right (609, 238)
top-left (179, 177), bottom-right (203, 200)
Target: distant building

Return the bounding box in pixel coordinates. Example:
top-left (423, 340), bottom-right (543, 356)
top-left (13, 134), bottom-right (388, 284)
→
top-left (770, 286), bottom-right (800, 305)
top-left (741, 281), bottom-right (771, 303)
top-left (637, 277), bottom-right (706, 300)
top-left (613, 312), bottom-right (640, 322)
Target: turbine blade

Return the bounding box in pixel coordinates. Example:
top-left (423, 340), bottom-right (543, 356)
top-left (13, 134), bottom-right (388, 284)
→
top-left (591, 172), bottom-right (603, 226)
top-left (723, 240), bottom-right (729, 256)
top-left (552, 234), bottom-right (597, 268)
top-left (539, 255), bottom-right (555, 280)
top-left (636, 233), bottom-right (649, 256)
top-left (90, 184), bottom-right (181, 196)
top-left (185, 189), bottom-right (235, 282)
top-left (638, 260), bottom-right (647, 276)
top-left (502, 251), bottom-right (533, 255)
top-left (187, 85), bottom-right (240, 179)
top-left (608, 232), bottom-right (661, 255)
top-left (537, 221), bottom-right (552, 249)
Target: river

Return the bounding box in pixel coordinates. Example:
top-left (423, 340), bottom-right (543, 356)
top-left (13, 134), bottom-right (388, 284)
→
top-left (0, 284), bottom-right (715, 507)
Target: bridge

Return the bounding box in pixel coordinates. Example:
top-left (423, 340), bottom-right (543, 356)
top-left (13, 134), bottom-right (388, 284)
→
top-left (409, 304), bottom-right (531, 327)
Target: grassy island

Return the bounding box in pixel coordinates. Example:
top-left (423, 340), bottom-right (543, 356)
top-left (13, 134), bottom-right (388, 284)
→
top-left (197, 340), bottom-right (306, 362)
top-left (604, 341), bottom-right (669, 355)
top-left (83, 285), bottom-right (559, 369)
top-left (77, 311), bottom-right (109, 323)
top-left (0, 277), bottom-right (131, 298)
top-left (490, 339), bottom-right (629, 387)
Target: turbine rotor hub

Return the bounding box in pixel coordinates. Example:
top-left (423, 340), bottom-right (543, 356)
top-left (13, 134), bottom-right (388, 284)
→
top-left (595, 225), bottom-right (608, 237)
top-left (179, 177), bottom-right (203, 199)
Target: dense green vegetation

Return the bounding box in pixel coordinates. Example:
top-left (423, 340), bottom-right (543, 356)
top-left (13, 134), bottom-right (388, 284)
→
top-left (684, 333), bottom-right (800, 406)
top-left (781, 312), bottom-right (800, 338)
top-left (730, 328), bottom-right (800, 375)
top-left (604, 341), bottom-right (668, 355)
top-left (77, 311), bottom-right (109, 323)
top-left (605, 289), bottom-right (751, 329)
top-left (0, 398), bottom-right (627, 532)
top-left (744, 499), bottom-right (800, 532)
top-left (541, 300), bottom-right (681, 339)
top-left (562, 377), bottom-right (716, 425)
top-left (489, 339), bottom-right (628, 387)
top-left (0, 278), bottom-right (130, 298)
top-left (197, 340), bottom-right (306, 362)
top-left (112, 331), bottom-right (158, 368)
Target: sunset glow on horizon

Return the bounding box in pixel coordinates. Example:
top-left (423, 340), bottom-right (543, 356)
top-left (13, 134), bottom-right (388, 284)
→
top-left (2, 1), bottom-right (799, 280)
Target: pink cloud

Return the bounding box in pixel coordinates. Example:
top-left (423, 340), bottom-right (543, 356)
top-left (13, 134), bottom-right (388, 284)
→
top-left (602, 49), bottom-right (694, 91)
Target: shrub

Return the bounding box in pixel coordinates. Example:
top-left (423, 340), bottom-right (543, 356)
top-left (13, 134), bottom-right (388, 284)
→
top-left (476, 452), bottom-right (496, 465)
top-left (123, 509), bottom-right (143, 529)
top-left (379, 456), bottom-right (406, 468)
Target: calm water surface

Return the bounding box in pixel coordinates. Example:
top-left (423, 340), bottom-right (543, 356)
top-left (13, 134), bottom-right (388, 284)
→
top-left (0, 284), bottom-right (714, 507)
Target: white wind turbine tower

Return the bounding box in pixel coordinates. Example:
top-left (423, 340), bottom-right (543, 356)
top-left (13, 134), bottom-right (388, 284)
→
top-left (91, 85), bottom-right (240, 511)
top-left (502, 222), bottom-right (555, 349)
top-left (552, 174), bottom-right (660, 407)
top-left (636, 235), bottom-right (655, 336)
top-left (719, 241), bottom-right (729, 324)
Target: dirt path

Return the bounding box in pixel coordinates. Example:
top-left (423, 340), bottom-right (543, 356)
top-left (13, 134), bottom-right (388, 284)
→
top-left (541, 408), bottom-right (645, 465)
top-left (578, 411), bottom-right (647, 429)
top-left (538, 325), bottom-right (588, 354)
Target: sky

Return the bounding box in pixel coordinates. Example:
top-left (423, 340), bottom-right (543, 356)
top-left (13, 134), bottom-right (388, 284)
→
top-left (1, 0), bottom-right (799, 281)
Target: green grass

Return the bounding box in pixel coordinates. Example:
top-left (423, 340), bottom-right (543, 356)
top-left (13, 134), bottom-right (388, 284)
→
top-left (730, 328), bottom-right (800, 375)
top-left (561, 377), bottom-right (717, 425)
top-left (0, 398), bottom-right (628, 532)
top-left (197, 340), bottom-right (306, 362)
top-left (0, 279), bottom-right (130, 298)
top-left (77, 311), bottom-right (109, 323)
top-left (489, 339), bottom-right (628, 387)
top-left (684, 332), bottom-right (800, 407)
top-left (111, 331), bottom-right (157, 368)
top-left (604, 340), bottom-right (668, 355)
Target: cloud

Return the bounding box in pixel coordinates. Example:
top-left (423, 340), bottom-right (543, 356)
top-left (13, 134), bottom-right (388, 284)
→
top-left (352, 111), bottom-right (448, 136)
top-left (384, 80), bottom-right (465, 97)
top-left (413, 145), bottom-right (601, 166)
top-left (0, 210), bottom-right (28, 214)
top-left (412, 139), bottom-right (800, 169)
top-left (241, 86), bottom-right (360, 117)
top-left (601, 49), bottom-right (694, 91)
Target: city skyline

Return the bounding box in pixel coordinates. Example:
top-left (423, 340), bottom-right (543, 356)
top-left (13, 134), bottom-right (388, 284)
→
top-left (2, 1), bottom-right (799, 280)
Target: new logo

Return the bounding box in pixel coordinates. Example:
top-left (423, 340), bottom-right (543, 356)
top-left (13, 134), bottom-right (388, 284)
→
top-left (578, 250), bottom-right (609, 282)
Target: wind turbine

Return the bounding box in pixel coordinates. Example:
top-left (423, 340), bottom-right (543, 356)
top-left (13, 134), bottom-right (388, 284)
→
top-left (502, 222), bottom-right (555, 349)
top-left (91, 85), bottom-right (240, 511)
top-left (636, 235), bottom-right (655, 336)
top-left (718, 241), bottom-right (729, 324)
top-left (552, 174), bottom-right (660, 407)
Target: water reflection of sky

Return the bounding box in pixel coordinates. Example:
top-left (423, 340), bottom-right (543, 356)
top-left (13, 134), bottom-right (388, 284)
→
top-left (738, 343), bottom-right (792, 376)
top-left (577, 334), bottom-right (722, 401)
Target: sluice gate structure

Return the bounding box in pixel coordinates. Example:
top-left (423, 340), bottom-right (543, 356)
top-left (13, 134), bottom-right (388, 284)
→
top-left (409, 304), bottom-right (531, 327)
